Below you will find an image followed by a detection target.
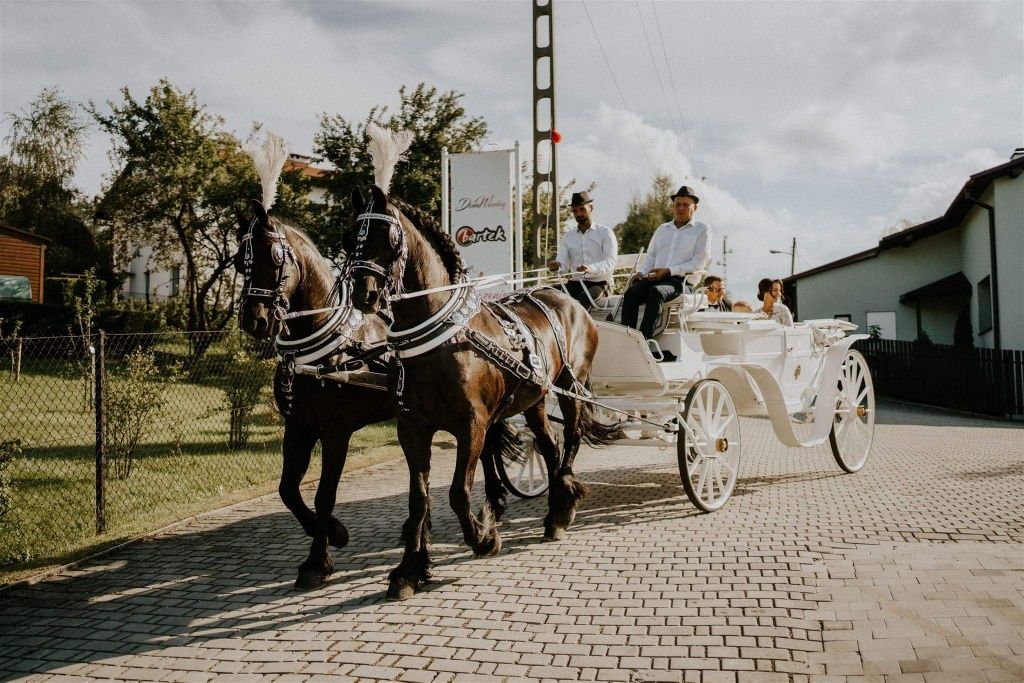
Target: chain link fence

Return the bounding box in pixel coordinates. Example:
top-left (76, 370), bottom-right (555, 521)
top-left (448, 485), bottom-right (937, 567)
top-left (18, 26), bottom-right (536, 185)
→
top-left (0, 330), bottom-right (313, 575)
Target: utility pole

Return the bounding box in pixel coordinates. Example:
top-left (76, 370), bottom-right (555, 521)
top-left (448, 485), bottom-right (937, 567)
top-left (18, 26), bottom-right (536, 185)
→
top-left (789, 236), bottom-right (796, 277)
top-left (716, 235), bottom-right (734, 281)
top-left (532, 0), bottom-right (558, 263)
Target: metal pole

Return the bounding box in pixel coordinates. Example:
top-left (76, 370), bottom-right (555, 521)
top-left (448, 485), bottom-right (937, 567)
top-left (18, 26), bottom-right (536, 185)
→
top-left (94, 330), bottom-right (106, 534)
top-left (14, 336), bottom-right (21, 382)
top-left (790, 237), bottom-right (796, 277)
top-left (532, 0), bottom-right (557, 263)
top-left (441, 146), bottom-right (450, 237)
top-left (514, 141), bottom-right (524, 282)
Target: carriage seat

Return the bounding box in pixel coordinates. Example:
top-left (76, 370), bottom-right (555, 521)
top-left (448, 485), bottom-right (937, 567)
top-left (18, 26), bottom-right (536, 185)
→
top-left (594, 290), bottom-right (707, 338)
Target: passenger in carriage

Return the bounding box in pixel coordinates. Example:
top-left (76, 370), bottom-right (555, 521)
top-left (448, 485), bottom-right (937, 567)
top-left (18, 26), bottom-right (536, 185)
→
top-left (546, 190), bottom-right (618, 310)
top-left (700, 274), bottom-right (732, 311)
top-left (754, 277), bottom-right (794, 326)
top-left (621, 185), bottom-right (711, 341)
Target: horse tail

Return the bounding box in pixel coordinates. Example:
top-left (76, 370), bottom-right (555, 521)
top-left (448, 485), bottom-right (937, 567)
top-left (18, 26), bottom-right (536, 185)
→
top-left (577, 384), bottom-right (625, 447)
top-left (482, 419), bottom-right (527, 465)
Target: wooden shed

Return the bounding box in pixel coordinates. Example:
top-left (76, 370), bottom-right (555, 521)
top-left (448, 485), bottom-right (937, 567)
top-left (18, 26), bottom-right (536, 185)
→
top-left (0, 223), bottom-right (51, 303)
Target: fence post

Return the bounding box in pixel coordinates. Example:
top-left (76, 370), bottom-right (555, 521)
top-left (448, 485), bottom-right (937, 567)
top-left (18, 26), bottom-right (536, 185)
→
top-left (14, 336), bottom-right (22, 382)
top-left (94, 330), bottom-right (106, 535)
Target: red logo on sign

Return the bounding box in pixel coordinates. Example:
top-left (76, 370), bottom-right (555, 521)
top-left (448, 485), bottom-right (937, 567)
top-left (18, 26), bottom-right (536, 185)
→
top-left (455, 225), bottom-right (507, 246)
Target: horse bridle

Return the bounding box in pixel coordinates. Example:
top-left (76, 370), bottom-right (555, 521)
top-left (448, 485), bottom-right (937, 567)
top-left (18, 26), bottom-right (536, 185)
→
top-left (347, 197), bottom-right (408, 298)
top-left (238, 215), bottom-right (299, 325)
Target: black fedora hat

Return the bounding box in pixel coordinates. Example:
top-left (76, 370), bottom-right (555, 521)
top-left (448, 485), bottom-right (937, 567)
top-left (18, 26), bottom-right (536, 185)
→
top-left (570, 191), bottom-right (594, 207)
top-left (670, 185), bottom-right (699, 203)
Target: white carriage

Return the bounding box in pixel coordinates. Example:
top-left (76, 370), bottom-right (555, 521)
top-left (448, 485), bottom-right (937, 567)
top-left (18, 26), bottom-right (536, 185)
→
top-left (496, 263), bottom-right (876, 513)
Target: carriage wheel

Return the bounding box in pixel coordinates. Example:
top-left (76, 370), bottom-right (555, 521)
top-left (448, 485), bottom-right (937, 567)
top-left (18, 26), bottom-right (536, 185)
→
top-left (829, 350), bottom-right (875, 473)
top-left (677, 380), bottom-right (741, 512)
top-left (495, 444), bottom-right (549, 499)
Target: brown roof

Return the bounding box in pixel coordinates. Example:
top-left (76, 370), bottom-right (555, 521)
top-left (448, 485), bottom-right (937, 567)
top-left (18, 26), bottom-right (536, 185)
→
top-left (0, 223), bottom-right (52, 244)
top-left (284, 158), bottom-right (329, 181)
top-left (785, 155), bottom-right (1024, 285)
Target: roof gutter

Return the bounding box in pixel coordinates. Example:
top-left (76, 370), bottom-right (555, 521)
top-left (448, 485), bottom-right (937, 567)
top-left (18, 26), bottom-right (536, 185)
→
top-left (963, 192), bottom-right (1000, 354)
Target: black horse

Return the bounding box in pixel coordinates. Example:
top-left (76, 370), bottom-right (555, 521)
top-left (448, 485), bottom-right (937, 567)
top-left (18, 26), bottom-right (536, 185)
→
top-left (234, 199), bottom-right (517, 589)
top-left (346, 185), bottom-right (621, 601)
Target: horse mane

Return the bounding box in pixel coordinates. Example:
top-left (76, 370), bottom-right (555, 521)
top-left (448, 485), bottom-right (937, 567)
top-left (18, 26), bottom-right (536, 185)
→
top-left (390, 196), bottom-right (467, 284)
top-left (270, 216), bottom-right (336, 306)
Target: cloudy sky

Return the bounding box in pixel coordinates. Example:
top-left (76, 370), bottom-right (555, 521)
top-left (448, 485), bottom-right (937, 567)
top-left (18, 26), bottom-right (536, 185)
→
top-left (1, 0), bottom-right (1020, 295)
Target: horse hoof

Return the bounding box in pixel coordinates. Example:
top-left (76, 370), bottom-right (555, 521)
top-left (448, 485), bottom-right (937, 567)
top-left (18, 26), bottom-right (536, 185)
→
top-left (294, 568), bottom-right (329, 590)
top-left (543, 527), bottom-right (567, 542)
top-left (386, 578), bottom-right (417, 601)
top-left (474, 532), bottom-right (502, 557)
top-left (328, 518), bottom-right (349, 549)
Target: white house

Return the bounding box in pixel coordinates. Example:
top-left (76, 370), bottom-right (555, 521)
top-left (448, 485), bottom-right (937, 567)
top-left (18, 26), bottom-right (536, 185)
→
top-left (120, 154), bottom-right (329, 302)
top-left (785, 151), bottom-right (1024, 351)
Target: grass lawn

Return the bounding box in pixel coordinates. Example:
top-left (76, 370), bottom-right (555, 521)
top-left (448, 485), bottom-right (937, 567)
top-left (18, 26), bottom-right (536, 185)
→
top-left (0, 345), bottom-right (400, 586)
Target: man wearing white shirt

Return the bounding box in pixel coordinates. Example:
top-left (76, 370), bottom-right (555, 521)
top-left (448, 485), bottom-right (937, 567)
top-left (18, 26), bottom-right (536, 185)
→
top-left (621, 185), bottom-right (712, 345)
top-left (547, 191), bottom-right (618, 310)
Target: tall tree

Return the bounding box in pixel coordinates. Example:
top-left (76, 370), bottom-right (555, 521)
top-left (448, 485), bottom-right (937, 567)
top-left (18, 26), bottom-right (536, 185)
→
top-left (313, 83), bottom-right (487, 260)
top-left (0, 87), bottom-right (100, 279)
top-left (616, 173), bottom-right (674, 255)
top-left (92, 80), bottom-right (312, 334)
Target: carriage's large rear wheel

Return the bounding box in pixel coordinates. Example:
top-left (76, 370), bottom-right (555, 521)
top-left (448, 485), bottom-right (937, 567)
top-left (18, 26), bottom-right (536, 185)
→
top-left (495, 445), bottom-right (549, 499)
top-left (677, 379), bottom-right (741, 512)
top-left (829, 350), bottom-right (875, 473)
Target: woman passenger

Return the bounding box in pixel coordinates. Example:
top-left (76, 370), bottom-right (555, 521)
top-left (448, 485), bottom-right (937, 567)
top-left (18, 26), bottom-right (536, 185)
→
top-left (754, 278), bottom-right (793, 326)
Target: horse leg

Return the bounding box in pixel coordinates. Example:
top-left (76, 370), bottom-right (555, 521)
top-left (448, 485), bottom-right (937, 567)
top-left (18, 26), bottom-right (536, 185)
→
top-left (295, 428), bottom-right (350, 590)
top-left (551, 391), bottom-right (590, 535)
top-left (279, 421), bottom-right (318, 538)
top-left (479, 422), bottom-right (515, 523)
top-left (449, 421), bottom-right (501, 557)
top-left (521, 402), bottom-right (567, 541)
top-left (388, 421), bottom-right (434, 601)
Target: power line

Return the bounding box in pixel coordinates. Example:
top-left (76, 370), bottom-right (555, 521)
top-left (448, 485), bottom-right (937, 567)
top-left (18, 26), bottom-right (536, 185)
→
top-left (650, 0), bottom-right (699, 179)
top-left (580, 0), bottom-right (658, 174)
top-left (634, 2), bottom-right (682, 138)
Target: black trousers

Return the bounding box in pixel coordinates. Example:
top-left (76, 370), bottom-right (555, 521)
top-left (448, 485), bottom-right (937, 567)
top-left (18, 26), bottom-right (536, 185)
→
top-left (621, 276), bottom-right (687, 338)
top-left (562, 280), bottom-right (610, 310)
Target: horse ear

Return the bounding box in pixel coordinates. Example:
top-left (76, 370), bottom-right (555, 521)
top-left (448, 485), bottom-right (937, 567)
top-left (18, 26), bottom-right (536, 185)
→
top-left (351, 186), bottom-right (366, 213)
top-left (369, 184), bottom-right (388, 208)
top-left (235, 207), bottom-right (249, 243)
top-left (250, 199), bottom-right (270, 228)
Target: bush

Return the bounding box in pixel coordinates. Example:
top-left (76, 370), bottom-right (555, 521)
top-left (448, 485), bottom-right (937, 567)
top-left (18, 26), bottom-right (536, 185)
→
top-left (0, 439), bottom-right (19, 518)
top-left (222, 343), bottom-right (276, 449)
top-left (105, 348), bottom-right (175, 480)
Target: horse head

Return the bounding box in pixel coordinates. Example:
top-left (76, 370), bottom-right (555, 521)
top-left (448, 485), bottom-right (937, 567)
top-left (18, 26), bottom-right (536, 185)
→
top-left (347, 184), bottom-right (408, 314)
top-left (234, 199), bottom-right (302, 338)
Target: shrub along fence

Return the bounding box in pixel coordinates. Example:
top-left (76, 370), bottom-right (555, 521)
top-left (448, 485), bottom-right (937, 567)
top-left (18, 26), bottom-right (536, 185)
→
top-left (0, 330), bottom-right (295, 574)
top-left (857, 338), bottom-right (1024, 418)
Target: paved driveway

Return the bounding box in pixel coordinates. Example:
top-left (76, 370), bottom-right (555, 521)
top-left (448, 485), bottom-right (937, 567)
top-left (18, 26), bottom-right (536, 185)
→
top-left (1, 400), bottom-right (1022, 683)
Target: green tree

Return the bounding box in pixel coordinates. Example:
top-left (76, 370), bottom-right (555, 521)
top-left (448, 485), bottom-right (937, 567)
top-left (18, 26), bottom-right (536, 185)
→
top-left (91, 80), bottom-right (312, 336)
top-left (0, 87), bottom-right (101, 279)
top-left (313, 83), bottom-right (487, 260)
top-left (616, 173), bottom-right (674, 255)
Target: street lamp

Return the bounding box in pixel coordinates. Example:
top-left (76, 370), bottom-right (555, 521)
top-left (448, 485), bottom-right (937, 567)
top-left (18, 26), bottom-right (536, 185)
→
top-left (769, 237), bottom-right (797, 276)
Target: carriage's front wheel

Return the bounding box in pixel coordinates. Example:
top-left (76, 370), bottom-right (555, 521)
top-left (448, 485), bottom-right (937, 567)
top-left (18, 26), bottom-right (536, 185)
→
top-left (495, 442), bottom-right (550, 499)
top-left (678, 379), bottom-right (741, 512)
top-left (829, 350), bottom-right (875, 473)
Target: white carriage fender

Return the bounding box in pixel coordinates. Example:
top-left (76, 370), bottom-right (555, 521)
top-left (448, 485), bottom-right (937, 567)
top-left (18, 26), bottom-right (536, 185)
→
top-left (709, 334), bottom-right (868, 448)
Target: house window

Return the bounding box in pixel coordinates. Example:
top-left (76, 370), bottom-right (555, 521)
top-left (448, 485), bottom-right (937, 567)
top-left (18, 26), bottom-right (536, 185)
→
top-left (170, 266), bottom-right (180, 297)
top-left (977, 276), bottom-right (992, 334)
top-left (866, 311), bottom-right (896, 340)
top-left (834, 314), bottom-right (852, 322)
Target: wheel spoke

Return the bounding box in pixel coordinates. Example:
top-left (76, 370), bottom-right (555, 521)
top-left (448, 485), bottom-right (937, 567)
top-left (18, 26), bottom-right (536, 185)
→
top-left (705, 463), bottom-right (714, 501)
top-left (718, 413), bottom-right (735, 433)
top-left (711, 391), bottom-right (726, 434)
top-left (695, 459), bottom-right (708, 494)
top-left (712, 460), bottom-right (725, 494)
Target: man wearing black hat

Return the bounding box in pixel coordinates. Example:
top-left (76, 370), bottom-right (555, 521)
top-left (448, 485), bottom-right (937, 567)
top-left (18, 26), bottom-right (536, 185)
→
top-left (547, 190), bottom-right (618, 310)
top-left (620, 185), bottom-right (712, 353)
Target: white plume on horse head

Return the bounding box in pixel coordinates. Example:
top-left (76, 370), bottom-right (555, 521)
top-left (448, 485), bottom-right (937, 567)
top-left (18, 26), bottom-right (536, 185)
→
top-left (245, 130), bottom-right (288, 210)
top-left (365, 122), bottom-right (413, 195)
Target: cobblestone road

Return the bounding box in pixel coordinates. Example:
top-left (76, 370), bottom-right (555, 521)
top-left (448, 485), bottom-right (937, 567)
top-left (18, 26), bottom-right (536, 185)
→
top-left (1, 400), bottom-right (1022, 683)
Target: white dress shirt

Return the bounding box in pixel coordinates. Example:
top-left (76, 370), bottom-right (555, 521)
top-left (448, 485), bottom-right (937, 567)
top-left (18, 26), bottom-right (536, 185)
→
top-left (555, 222), bottom-right (618, 284)
top-left (635, 219), bottom-right (712, 284)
